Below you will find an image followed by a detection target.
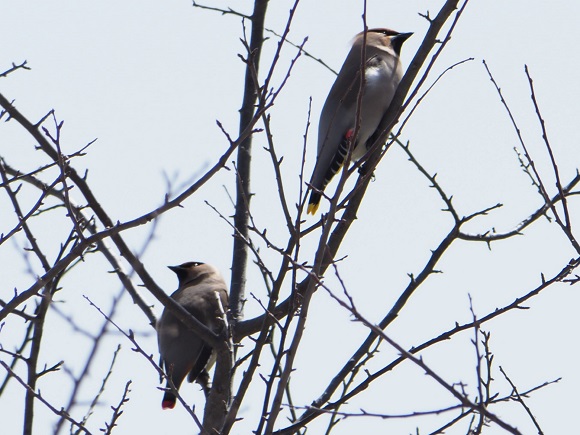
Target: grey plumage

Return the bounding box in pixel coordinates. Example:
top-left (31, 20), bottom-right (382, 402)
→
top-left (307, 28), bottom-right (412, 214)
top-left (157, 262), bottom-right (229, 410)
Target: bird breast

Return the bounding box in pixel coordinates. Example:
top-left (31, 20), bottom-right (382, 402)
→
top-left (348, 56), bottom-right (401, 160)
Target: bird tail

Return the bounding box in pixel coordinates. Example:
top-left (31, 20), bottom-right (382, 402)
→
top-left (307, 192), bottom-right (321, 215)
top-left (161, 391), bottom-right (177, 410)
top-left (307, 129), bottom-right (353, 215)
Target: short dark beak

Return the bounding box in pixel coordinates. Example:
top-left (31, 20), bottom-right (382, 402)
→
top-left (396, 32), bottom-right (413, 41)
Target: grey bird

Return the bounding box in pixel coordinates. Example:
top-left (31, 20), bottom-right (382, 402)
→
top-left (156, 261), bottom-right (229, 410)
top-left (307, 28), bottom-right (412, 214)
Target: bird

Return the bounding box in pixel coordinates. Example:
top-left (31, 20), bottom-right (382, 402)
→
top-left (156, 261), bottom-right (229, 410)
top-left (307, 28), bottom-right (412, 215)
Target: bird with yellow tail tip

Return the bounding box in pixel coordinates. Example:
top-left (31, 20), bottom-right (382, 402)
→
top-left (307, 28), bottom-right (412, 215)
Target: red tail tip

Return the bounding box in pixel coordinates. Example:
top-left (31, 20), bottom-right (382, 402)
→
top-left (162, 399), bottom-right (176, 410)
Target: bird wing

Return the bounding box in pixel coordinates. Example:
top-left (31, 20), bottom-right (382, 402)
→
top-left (187, 344), bottom-right (213, 383)
top-left (310, 48), bottom-right (362, 193)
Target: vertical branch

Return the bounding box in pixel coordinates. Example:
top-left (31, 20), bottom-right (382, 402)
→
top-left (525, 65), bottom-right (577, 250)
top-left (484, 61), bottom-right (580, 254)
top-left (1, 163), bottom-right (55, 435)
top-left (230, 0), bottom-right (269, 323)
top-left (23, 291), bottom-right (49, 435)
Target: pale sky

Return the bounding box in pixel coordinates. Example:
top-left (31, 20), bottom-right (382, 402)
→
top-left (1, 1), bottom-right (579, 434)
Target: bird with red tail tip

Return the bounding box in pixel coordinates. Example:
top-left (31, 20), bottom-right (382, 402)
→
top-left (156, 262), bottom-right (229, 410)
top-left (307, 28), bottom-right (412, 215)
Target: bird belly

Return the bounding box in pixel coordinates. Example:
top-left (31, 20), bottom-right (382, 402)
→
top-left (349, 64), bottom-right (398, 159)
